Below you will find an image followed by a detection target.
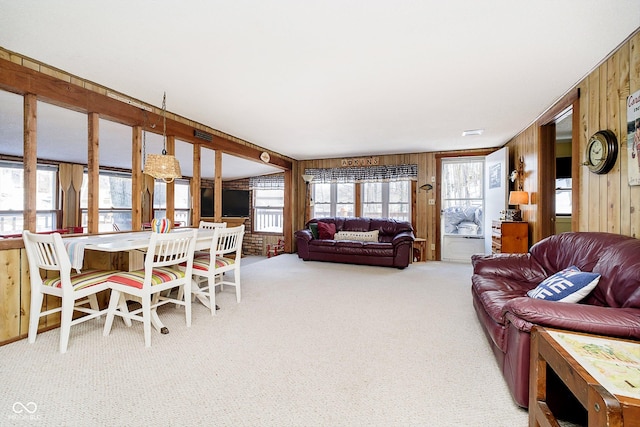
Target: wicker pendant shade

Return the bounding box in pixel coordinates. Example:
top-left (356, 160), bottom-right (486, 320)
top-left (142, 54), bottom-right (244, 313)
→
top-left (143, 92), bottom-right (181, 183)
top-left (143, 152), bottom-right (182, 183)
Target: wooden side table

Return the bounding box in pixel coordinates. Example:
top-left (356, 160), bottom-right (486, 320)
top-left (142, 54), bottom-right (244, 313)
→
top-left (529, 327), bottom-right (640, 427)
top-left (412, 238), bottom-right (427, 263)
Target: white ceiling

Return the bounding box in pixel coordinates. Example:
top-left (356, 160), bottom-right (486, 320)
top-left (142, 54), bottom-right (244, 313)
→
top-left (1, 1), bottom-right (639, 178)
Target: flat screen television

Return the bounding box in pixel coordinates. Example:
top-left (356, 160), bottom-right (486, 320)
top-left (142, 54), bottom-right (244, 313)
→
top-left (222, 189), bottom-right (250, 217)
top-left (200, 187), bottom-right (214, 217)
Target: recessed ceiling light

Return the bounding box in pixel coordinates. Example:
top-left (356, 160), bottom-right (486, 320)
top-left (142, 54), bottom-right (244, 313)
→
top-left (462, 129), bottom-right (484, 136)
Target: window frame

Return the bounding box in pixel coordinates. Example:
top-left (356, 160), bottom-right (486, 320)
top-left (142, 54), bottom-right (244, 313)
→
top-left (361, 180), bottom-right (411, 221)
top-left (0, 161), bottom-right (58, 234)
top-left (153, 178), bottom-right (192, 227)
top-left (253, 188), bottom-right (284, 233)
top-left (311, 182), bottom-right (355, 218)
top-left (80, 169), bottom-right (133, 232)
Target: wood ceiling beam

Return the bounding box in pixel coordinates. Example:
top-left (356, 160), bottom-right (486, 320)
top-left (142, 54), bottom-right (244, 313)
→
top-left (0, 57), bottom-right (291, 171)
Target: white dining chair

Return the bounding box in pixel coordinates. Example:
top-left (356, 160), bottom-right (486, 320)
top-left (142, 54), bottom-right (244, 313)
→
top-left (102, 229), bottom-right (197, 347)
top-left (198, 220), bottom-right (227, 230)
top-left (194, 220), bottom-right (227, 259)
top-left (187, 224), bottom-right (244, 315)
top-left (22, 230), bottom-right (118, 353)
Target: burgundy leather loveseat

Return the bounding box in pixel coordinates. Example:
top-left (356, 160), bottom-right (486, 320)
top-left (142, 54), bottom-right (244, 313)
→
top-left (295, 217), bottom-right (415, 269)
top-left (471, 232), bottom-right (640, 407)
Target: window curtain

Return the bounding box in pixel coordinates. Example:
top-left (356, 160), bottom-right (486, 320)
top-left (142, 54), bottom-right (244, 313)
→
top-left (304, 164), bottom-right (417, 183)
top-left (59, 163), bottom-right (84, 228)
top-left (250, 173), bottom-right (285, 190)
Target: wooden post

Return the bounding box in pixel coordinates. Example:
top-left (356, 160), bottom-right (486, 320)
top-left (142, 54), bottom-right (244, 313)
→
top-left (131, 125), bottom-right (142, 231)
top-left (214, 150), bottom-right (222, 222)
top-left (191, 144), bottom-right (201, 226)
top-left (283, 169), bottom-right (292, 252)
top-left (87, 113), bottom-right (100, 234)
top-left (166, 135), bottom-right (176, 224)
top-left (23, 94), bottom-right (37, 232)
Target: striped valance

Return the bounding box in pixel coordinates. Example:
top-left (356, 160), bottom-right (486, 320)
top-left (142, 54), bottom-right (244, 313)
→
top-left (249, 173), bottom-right (284, 190)
top-left (304, 164), bottom-right (417, 184)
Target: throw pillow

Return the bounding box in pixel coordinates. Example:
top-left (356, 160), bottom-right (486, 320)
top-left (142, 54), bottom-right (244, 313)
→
top-left (317, 222), bottom-right (336, 240)
top-left (309, 223), bottom-right (319, 239)
top-left (526, 266), bottom-right (601, 303)
top-left (334, 230), bottom-right (379, 242)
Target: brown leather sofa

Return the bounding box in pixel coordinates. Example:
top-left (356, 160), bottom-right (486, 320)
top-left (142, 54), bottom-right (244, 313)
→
top-left (471, 232), bottom-right (640, 407)
top-left (295, 217), bottom-right (415, 269)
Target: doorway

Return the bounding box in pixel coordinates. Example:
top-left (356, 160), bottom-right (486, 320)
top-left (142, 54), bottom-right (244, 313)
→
top-left (554, 110), bottom-right (573, 234)
top-left (538, 90), bottom-right (579, 241)
top-left (440, 157), bottom-right (485, 261)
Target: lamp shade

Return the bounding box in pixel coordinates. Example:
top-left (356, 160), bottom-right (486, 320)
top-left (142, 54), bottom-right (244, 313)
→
top-left (302, 174), bottom-right (314, 183)
top-left (508, 190), bottom-right (529, 205)
top-left (144, 154), bottom-right (182, 183)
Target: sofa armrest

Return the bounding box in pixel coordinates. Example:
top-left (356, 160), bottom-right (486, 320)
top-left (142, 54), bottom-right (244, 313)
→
top-left (504, 297), bottom-right (640, 339)
top-left (391, 231), bottom-right (414, 246)
top-left (471, 253), bottom-right (547, 283)
top-left (295, 229), bottom-right (313, 242)
top-left (294, 229), bottom-right (313, 259)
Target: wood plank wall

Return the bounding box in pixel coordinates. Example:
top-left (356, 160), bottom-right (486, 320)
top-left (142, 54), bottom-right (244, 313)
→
top-left (296, 149), bottom-right (488, 262)
top-left (505, 30), bottom-right (640, 240)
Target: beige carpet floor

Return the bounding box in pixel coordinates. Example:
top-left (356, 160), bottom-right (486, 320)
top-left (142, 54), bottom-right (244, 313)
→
top-left (0, 255), bottom-right (528, 426)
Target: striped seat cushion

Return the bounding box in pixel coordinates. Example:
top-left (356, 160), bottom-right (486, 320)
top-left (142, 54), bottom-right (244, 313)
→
top-left (107, 267), bottom-right (185, 289)
top-left (43, 269), bottom-right (117, 291)
top-left (181, 256), bottom-right (234, 272)
top-left (194, 250), bottom-right (210, 259)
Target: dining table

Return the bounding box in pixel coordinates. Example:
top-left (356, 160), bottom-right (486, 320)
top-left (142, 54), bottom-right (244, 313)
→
top-left (63, 227), bottom-right (216, 334)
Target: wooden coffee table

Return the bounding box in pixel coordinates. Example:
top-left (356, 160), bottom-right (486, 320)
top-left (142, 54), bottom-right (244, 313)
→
top-left (529, 327), bottom-right (640, 427)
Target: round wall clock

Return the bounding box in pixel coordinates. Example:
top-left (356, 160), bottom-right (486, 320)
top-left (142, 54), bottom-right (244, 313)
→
top-left (260, 151), bottom-right (270, 163)
top-left (584, 130), bottom-right (617, 174)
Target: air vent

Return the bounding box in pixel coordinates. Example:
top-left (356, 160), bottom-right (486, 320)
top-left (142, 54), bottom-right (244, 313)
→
top-left (194, 129), bottom-right (213, 142)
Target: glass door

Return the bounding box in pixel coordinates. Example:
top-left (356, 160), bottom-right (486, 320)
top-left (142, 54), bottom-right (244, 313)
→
top-left (441, 157), bottom-right (485, 261)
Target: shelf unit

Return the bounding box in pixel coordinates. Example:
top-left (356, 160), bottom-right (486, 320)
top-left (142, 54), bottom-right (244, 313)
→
top-left (491, 220), bottom-right (528, 254)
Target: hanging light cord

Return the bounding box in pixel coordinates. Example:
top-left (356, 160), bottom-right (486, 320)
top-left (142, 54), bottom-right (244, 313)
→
top-left (161, 92), bottom-right (167, 155)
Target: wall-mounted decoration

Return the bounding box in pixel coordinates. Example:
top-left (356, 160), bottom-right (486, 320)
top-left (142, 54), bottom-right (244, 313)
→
top-left (489, 163), bottom-right (501, 189)
top-left (584, 130), bottom-right (617, 175)
top-left (627, 89), bottom-right (640, 186)
top-left (340, 156), bottom-right (379, 167)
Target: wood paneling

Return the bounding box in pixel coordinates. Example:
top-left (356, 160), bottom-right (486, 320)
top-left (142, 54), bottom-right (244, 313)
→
top-left (507, 29), bottom-right (640, 242)
top-left (297, 149), bottom-right (490, 261)
top-left (0, 249), bottom-right (21, 342)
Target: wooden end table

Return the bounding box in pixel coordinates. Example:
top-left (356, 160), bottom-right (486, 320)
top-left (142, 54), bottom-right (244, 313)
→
top-left (529, 327), bottom-right (640, 427)
top-left (412, 238), bottom-right (427, 263)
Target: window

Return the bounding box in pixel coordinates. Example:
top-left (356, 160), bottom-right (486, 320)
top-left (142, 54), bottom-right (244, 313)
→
top-left (254, 188), bottom-right (284, 233)
top-left (153, 179), bottom-right (192, 226)
top-left (0, 162), bottom-right (58, 233)
top-left (441, 158), bottom-right (484, 236)
top-left (80, 171), bottom-right (132, 232)
top-left (555, 178), bottom-right (572, 215)
top-left (361, 181), bottom-right (410, 220)
top-left (305, 164), bottom-right (416, 220)
top-left (312, 183), bottom-right (355, 218)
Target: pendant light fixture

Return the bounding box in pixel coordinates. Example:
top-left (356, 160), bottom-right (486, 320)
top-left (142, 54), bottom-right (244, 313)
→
top-left (143, 92), bottom-right (181, 183)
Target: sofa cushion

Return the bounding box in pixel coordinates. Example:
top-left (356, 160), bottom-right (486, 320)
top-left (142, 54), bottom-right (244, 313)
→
top-left (334, 230), bottom-right (379, 242)
top-left (317, 221), bottom-right (336, 239)
top-left (309, 223), bottom-right (319, 239)
top-left (343, 217), bottom-right (371, 232)
top-left (372, 218), bottom-right (413, 235)
top-left (529, 232), bottom-right (633, 275)
top-left (591, 238), bottom-right (640, 308)
top-left (526, 266), bottom-right (600, 303)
